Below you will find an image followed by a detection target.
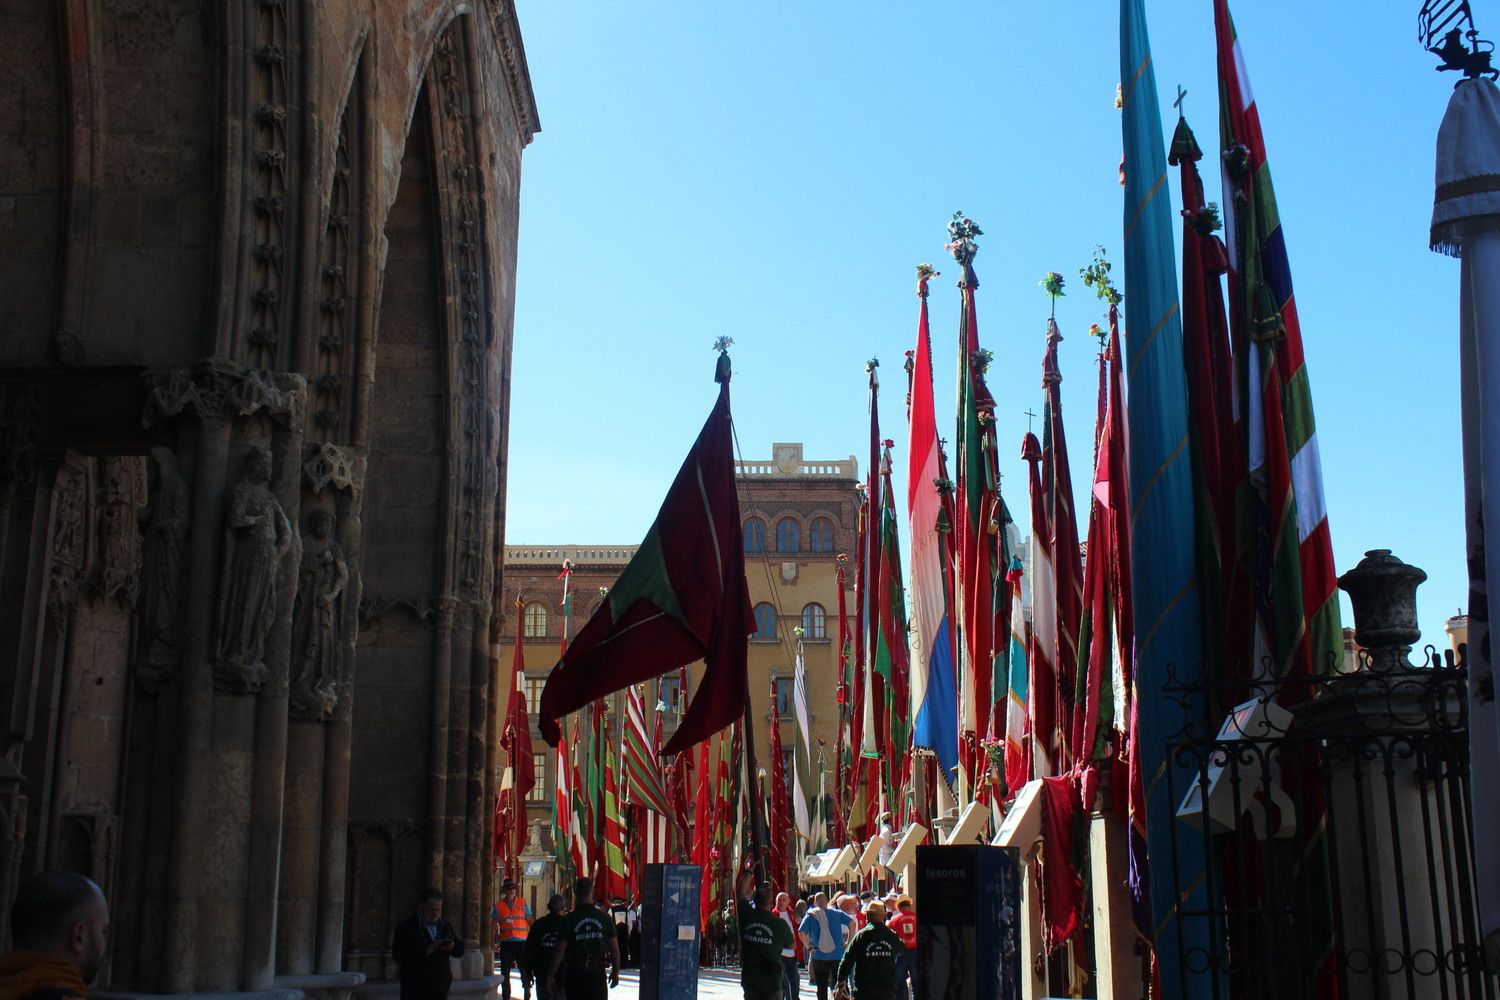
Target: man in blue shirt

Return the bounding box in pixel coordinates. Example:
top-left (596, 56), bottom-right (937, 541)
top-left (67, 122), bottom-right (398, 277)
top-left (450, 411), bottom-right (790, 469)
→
top-left (797, 891), bottom-right (853, 1000)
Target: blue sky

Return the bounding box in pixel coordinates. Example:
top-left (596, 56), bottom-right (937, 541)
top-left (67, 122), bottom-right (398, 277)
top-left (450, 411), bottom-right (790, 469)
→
top-left (506, 2), bottom-right (1467, 649)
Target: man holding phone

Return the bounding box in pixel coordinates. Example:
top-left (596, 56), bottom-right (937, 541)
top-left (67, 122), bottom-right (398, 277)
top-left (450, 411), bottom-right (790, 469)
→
top-left (393, 887), bottom-right (466, 1000)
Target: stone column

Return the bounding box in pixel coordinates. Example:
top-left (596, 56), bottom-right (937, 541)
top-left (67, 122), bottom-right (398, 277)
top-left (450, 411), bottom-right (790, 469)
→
top-left (242, 405), bottom-right (306, 989)
top-left (153, 379), bottom-right (232, 994)
top-left (427, 597), bottom-right (457, 891)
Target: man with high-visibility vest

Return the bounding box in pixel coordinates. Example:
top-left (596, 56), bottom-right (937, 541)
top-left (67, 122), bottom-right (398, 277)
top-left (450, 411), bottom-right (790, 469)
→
top-left (494, 879), bottom-right (533, 1000)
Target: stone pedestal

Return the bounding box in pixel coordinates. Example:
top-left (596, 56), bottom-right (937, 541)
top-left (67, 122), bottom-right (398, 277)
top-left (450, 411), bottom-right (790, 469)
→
top-left (1085, 777), bottom-right (1136, 1000)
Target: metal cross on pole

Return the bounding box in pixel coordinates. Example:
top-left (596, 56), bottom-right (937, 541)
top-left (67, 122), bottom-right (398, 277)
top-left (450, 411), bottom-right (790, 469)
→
top-left (1173, 84), bottom-right (1188, 119)
top-left (1024, 408), bottom-right (1038, 434)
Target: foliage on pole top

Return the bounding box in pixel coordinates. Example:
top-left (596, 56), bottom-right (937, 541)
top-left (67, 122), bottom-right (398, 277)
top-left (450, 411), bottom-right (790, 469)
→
top-left (945, 213), bottom-right (983, 266)
top-left (713, 337), bottom-right (734, 383)
top-left (1040, 272), bottom-right (1066, 299)
top-left (916, 262), bottom-right (941, 297)
top-left (1079, 245), bottom-right (1123, 307)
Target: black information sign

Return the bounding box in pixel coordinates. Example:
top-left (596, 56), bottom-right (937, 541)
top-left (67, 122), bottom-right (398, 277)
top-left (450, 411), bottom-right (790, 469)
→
top-left (914, 844), bottom-right (1021, 1000)
top-left (639, 863), bottom-right (701, 1000)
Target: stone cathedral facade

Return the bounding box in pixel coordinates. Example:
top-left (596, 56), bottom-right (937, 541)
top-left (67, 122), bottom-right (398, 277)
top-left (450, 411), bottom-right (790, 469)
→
top-left (0, 2), bottom-right (537, 995)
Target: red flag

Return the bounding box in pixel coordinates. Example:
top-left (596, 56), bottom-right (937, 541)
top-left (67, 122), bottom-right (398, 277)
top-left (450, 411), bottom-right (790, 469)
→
top-left (497, 599), bottom-right (535, 874)
top-left (767, 680), bottom-right (789, 889)
top-left (693, 735), bottom-right (714, 927)
top-left (1040, 320), bottom-right (1083, 773)
top-left (1073, 313), bottom-right (1133, 766)
top-left (1039, 775), bottom-right (1085, 953)
top-left (539, 356), bottom-right (753, 755)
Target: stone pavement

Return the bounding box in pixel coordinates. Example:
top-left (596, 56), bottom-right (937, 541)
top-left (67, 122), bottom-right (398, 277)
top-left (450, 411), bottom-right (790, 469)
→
top-left (497, 966), bottom-right (773, 999)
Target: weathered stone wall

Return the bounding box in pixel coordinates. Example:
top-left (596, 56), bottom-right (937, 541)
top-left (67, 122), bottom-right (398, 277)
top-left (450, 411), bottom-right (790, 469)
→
top-left (0, 1), bottom-right (537, 993)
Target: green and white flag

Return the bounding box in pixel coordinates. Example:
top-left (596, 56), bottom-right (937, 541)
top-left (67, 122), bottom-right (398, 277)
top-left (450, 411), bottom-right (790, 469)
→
top-left (792, 639), bottom-right (814, 850)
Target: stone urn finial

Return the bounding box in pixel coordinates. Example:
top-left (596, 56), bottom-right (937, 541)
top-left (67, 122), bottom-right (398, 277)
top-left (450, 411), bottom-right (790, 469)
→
top-left (1337, 549), bottom-right (1427, 671)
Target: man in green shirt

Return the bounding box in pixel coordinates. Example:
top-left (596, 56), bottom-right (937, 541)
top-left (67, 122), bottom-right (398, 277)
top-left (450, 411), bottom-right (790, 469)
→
top-left (835, 900), bottom-right (902, 1000)
top-left (545, 879), bottom-right (620, 1000)
top-left (736, 871), bottom-right (793, 1000)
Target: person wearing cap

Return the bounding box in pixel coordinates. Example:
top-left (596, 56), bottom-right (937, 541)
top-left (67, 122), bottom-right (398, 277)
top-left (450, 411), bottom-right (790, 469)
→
top-left (736, 872), bottom-right (793, 1000)
top-left (523, 895), bottom-right (568, 1000)
top-left (835, 901), bottom-right (902, 1000)
top-left (885, 897), bottom-right (917, 1000)
top-left (494, 879), bottom-right (533, 1000)
top-left (797, 891), bottom-right (852, 1000)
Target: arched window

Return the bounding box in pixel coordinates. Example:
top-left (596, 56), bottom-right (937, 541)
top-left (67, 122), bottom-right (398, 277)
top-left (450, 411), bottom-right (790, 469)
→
top-left (776, 517), bottom-right (800, 552)
top-left (753, 603), bottom-right (778, 640)
top-left (744, 518), bottom-right (767, 553)
top-left (800, 603), bottom-right (827, 640)
top-left (523, 601), bottom-right (548, 638)
top-left (809, 517), bottom-right (835, 553)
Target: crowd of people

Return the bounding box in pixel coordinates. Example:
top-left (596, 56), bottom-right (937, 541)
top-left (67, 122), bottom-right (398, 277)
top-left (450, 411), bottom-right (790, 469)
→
top-left (484, 871), bottom-right (920, 1000)
top-left (735, 872), bottom-right (918, 1000)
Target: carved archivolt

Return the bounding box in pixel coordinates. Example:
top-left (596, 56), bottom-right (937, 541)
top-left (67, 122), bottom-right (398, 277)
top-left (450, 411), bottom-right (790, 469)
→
top-left (313, 86), bottom-right (359, 438)
top-left (431, 21), bottom-right (490, 602)
top-left (247, 0), bottom-right (294, 368)
top-left (141, 360), bottom-right (306, 429)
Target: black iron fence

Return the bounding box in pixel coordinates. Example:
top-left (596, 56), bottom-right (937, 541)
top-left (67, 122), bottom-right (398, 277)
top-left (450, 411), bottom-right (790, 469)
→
top-left (1160, 646), bottom-right (1495, 999)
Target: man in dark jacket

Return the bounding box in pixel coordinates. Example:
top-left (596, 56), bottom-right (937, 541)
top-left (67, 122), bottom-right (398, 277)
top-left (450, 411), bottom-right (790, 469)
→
top-left (0, 872), bottom-right (109, 1000)
top-left (523, 895), bottom-right (567, 1000)
top-left (835, 901), bottom-right (902, 1000)
top-left (392, 887), bottom-right (465, 1000)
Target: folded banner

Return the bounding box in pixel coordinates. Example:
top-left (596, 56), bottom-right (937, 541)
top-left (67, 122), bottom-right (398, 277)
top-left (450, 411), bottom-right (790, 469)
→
top-left (538, 351), bottom-right (754, 755)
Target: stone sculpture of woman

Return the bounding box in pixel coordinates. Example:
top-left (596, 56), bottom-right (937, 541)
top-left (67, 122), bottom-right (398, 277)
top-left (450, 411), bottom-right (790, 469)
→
top-left (290, 507), bottom-right (348, 719)
top-left (134, 447), bottom-right (190, 690)
top-left (215, 447), bottom-right (292, 691)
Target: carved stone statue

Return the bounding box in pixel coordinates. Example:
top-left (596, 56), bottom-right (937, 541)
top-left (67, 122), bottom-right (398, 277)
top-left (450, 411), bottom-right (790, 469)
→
top-left (134, 448), bottom-right (190, 691)
top-left (47, 469), bottom-right (86, 618)
top-left (97, 457), bottom-right (142, 605)
top-left (290, 507), bottom-right (347, 719)
top-left (214, 448), bottom-right (292, 692)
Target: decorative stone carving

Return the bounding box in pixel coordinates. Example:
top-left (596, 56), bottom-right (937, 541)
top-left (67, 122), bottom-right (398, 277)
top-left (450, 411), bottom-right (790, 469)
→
top-left (303, 441), bottom-right (360, 496)
top-left (290, 509), bottom-right (348, 720)
top-left (142, 360), bottom-right (305, 429)
top-left (47, 467), bottom-right (88, 620)
top-left (134, 447), bottom-right (190, 693)
top-left (357, 594), bottom-right (432, 623)
top-left (214, 448), bottom-right (293, 693)
top-left (95, 457), bottom-right (144, 606)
